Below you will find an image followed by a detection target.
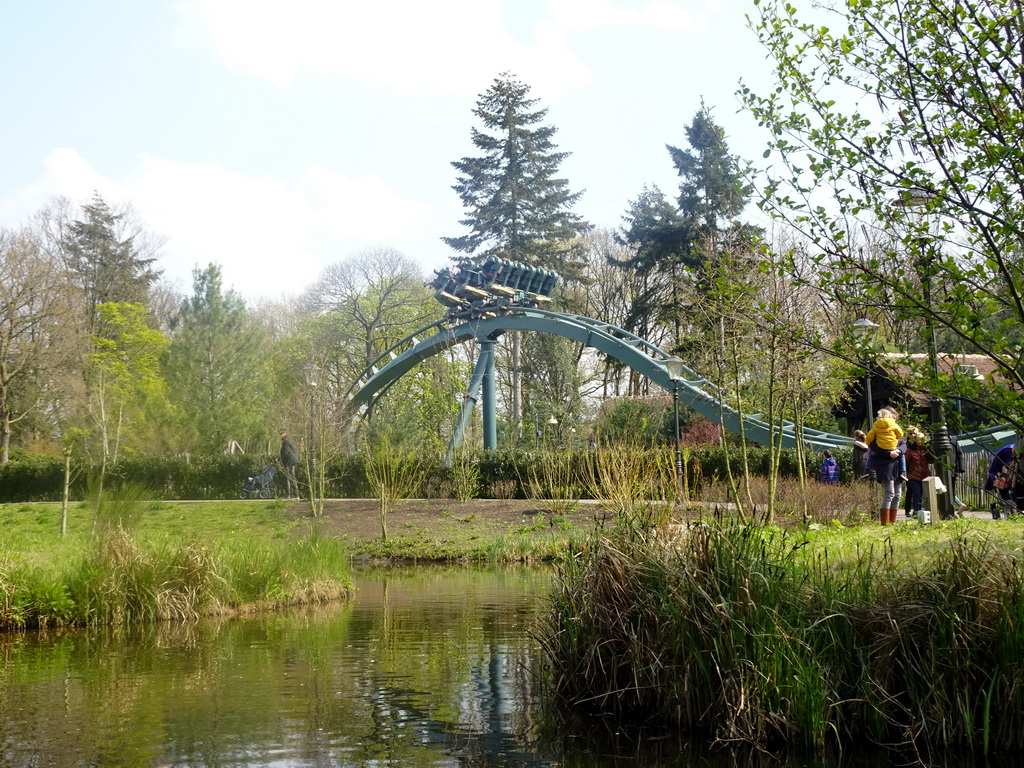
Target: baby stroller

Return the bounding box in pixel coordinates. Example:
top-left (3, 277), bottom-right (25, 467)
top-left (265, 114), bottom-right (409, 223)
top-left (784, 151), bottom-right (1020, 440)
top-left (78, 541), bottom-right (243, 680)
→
top-left (240, 465), bottom-right (277, 499)
top-left (982, 441), bottom-right (1022, 519)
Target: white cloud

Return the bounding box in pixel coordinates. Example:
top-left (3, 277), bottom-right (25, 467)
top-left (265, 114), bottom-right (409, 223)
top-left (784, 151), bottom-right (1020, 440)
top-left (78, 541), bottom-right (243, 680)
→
top-left (302, 164), bottom-right (432, 241)
top-left (130, 155), bottom-right (323, 297)
top-left (0, 148), bottom-right (117, 224)
top-left (174, 0), bottom-right (586, 94)
top-left (174, 0), bottom-right (707, 100)
top-left (0, 148), bottom-right (440, 300)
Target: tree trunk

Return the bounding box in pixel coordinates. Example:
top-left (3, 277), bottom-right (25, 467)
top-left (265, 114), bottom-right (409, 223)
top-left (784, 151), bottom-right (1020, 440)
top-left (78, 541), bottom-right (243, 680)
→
top-left (61, 449), bottom-right (71, 537)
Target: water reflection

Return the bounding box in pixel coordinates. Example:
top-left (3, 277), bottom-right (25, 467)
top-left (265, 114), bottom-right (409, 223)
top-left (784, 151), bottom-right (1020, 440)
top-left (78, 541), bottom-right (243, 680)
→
top-left (0, 565), bottom-right (984, 767)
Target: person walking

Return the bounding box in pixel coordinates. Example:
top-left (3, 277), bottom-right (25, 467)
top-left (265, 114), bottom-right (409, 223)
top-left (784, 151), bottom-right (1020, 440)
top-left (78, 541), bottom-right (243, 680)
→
top-left (279, 429), bottom-right (300, 499)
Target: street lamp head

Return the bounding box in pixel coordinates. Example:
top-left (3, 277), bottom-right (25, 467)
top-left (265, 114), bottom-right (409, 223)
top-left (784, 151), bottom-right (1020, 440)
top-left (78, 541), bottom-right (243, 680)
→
top-left (663, 355), bottom-right (685, 381)
top-left (852, 317), bottom-right (879, 340)
top-left (303, 363), bottom-right (322, 387)
top-left (894, 189), bottom-right (937, 210)
top-left (546, 415), bottom-right (559, 426)
top-left (893, 189), bottom-right (941, 240)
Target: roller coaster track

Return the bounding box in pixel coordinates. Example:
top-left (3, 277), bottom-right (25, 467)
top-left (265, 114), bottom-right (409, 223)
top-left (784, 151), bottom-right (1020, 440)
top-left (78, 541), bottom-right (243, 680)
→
top-left (344, 307), bottom-right (1014, 454)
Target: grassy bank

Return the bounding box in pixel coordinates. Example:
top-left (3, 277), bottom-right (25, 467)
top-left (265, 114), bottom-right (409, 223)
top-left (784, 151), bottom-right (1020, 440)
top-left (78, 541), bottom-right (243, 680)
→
top-left (540, 515), bottom-right (1024, 756)
top-left (0, 498), bottom-right (352, 631)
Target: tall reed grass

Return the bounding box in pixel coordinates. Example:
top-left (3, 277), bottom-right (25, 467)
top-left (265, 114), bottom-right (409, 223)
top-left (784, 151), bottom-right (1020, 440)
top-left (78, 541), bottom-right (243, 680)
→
top-left (1, 527), bottom-right (351, 631)
top-left (539, 519), bottom-right (1024, 755)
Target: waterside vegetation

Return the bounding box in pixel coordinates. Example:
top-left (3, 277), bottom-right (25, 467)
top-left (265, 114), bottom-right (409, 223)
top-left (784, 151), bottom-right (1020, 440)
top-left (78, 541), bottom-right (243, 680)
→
top-left (540, 515), bottom-right (1024, 756)
top-left (1, 492), bottom-right (352, 632)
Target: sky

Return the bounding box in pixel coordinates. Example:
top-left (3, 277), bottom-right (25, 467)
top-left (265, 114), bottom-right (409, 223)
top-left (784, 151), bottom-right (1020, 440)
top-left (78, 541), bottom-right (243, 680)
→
top-left (0, 0), bottom-right (780, 301)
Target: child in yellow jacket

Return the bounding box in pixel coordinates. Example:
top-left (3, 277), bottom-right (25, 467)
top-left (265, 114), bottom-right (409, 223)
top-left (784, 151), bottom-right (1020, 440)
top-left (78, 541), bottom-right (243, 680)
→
top-left (865, 408), bottom-right (907, 480)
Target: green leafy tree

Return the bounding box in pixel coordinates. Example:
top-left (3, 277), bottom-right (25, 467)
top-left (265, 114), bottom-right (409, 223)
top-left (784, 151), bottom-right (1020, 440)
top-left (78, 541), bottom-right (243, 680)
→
top-left (61, 193), bottom-right (162, 330)
top-left (85, 302), bottom-right (169, 473)
top-left (743, 0), bottom-right (1024, 427)
top-left (164, 264), bottom-right (273, 453)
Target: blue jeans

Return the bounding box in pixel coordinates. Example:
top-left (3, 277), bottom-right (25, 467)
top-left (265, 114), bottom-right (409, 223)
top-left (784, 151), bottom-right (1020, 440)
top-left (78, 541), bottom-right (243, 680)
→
top-left (906, 479), bottom-right (923, 514)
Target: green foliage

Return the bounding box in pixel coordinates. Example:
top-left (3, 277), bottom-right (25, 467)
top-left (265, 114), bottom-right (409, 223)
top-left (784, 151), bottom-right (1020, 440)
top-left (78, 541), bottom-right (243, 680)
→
top-left (541, 519), bottom-right (1024, 753)
top-left (83, 301), bottom-right (170, 466)
top-left (443, 72), bottom-right (590, 278)
top-left (593, 397), bottom-right (672, 447)
top-left (0, 451), bottom-right (66, 501)
top-left (61, 192), bottom-right (160, 329)
top-left (0, 445), bottom-right (859, 504)
top-left (447, 455), bottom-right (482, 502)
top-left (616, 107), bottom-right (755, 345)
top-left (164, 264), bottom-right (274, 453)
top-left (1, 502), bottom-right (352, 630)
top-left (743, 0), bottom-right (1024, 427)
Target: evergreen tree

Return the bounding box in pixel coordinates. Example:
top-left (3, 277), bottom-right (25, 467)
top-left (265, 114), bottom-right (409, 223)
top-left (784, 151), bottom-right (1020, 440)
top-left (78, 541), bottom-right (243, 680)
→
top-left (62, 193), bottom-right (161, 329)
top-left (444, 73), bottom-right (591, 434)
top-left (443, 72), bottom-right (590, 279)
top-left (668, 108), bottom-right (751, 249)
top-left (616, 108), bottom-right (753, 348)
top-left (164, 264), bottom-right (273, 453)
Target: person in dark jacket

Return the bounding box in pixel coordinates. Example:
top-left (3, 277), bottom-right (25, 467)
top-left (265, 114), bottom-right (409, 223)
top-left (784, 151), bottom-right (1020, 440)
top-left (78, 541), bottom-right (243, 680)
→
top-left (279, 429), bottom-right (300, 498)
top-left (874, 438), bottom-right (908, 525)
top-left (852, 429), bottom-right (870, 479)
top-left (986, 441), bottom-right (1020, 518)
top-left (903, 428), bottom-right (933, 518)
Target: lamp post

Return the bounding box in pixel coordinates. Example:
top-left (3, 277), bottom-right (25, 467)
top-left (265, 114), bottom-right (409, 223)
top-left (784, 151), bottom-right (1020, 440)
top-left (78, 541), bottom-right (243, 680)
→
top-left (546, 414), bottom-right (558, 447)
top-left (852, 317), bottom-right (879, 428)
top-left (303, 363), bottom-right (322, 510)
top-left (664, 356), bottom-right (685, 486)
top-left (895, 191), bottom-right (955, 519)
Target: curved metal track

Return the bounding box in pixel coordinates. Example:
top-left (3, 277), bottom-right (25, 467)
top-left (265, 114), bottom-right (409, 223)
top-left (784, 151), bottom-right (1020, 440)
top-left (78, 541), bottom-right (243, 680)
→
top-left (345, 308), bottom-right (1014, 453)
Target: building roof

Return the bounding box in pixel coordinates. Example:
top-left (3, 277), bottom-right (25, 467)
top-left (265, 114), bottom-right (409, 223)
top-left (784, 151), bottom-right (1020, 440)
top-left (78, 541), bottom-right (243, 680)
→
top-left (878, 353), bottom-right (1004, 409)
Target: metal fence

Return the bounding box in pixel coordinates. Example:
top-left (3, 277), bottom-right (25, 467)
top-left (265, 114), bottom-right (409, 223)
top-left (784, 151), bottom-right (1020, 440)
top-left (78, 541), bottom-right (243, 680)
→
top-left (956, 450), bottom-right (995, 511)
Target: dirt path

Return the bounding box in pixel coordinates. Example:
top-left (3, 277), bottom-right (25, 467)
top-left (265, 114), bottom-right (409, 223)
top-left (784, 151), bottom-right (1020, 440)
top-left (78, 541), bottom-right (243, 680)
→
top-left (284, 497), bottom-right (613, 546)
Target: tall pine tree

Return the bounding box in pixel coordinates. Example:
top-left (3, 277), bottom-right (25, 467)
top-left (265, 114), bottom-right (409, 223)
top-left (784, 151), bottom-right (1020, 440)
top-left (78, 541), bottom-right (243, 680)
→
top-left (444, 73), bottom-right (590, 279)
top-left (62, 193), bottom-right (161, 330)
top-left (617, 107), bottom-right (753, 349)
top-left (164, 264), bottom-right (273, 453)
top-left (444, 73), bottom-right (591, 433)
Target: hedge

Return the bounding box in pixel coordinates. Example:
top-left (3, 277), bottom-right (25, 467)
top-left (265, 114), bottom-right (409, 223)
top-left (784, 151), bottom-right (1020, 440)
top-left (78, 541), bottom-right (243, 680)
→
top-left (0, 446), bottom-right (856, 503)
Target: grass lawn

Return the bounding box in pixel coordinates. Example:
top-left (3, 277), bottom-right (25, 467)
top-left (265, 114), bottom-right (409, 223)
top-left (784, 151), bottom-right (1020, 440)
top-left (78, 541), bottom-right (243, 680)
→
top-left (5, 496), bottom-right (1023, 568)
top-left (1, 498), bottom-right (306, 568)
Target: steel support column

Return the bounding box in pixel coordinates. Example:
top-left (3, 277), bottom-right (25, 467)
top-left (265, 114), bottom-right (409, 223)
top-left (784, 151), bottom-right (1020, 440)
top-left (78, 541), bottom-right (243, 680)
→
top-left (481, 339), bottom-right (497, 450)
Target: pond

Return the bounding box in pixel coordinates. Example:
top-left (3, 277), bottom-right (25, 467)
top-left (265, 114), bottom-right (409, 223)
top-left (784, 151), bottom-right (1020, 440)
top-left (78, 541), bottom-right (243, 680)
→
top-left (0, 566), bottom-right (977, 767)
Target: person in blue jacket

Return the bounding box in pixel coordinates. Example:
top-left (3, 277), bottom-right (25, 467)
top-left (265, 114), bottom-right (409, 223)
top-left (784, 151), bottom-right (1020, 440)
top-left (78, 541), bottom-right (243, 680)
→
top-left (819, 450), bottom-right (840, 485)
